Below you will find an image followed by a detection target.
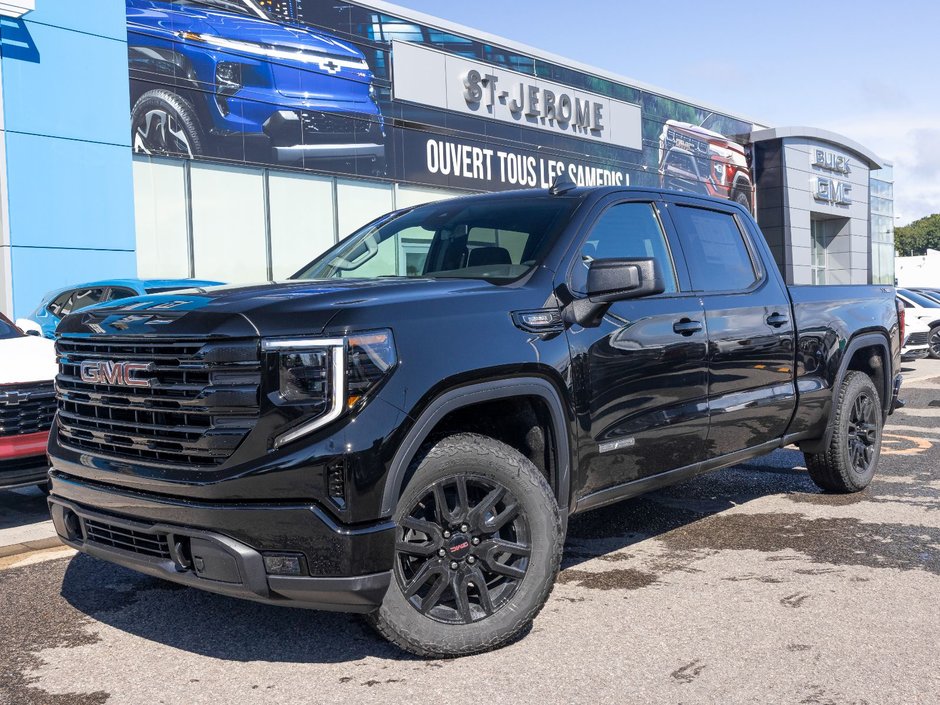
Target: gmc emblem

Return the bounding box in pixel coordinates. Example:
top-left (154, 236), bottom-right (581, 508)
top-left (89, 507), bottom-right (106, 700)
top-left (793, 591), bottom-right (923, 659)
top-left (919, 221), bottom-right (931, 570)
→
top-left (79, 360), bottom-right (153, 388)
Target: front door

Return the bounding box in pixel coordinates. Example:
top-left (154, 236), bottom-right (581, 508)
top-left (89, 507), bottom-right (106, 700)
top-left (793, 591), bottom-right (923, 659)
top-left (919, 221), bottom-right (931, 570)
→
top-left (562, 197), bottom-right (709, 501)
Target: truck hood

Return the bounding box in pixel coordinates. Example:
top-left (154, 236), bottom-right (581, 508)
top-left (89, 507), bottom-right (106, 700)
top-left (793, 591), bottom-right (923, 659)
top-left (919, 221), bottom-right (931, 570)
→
top-left (127, 1), bottom-right (366, 62)
top-left (0, 335), bottom-right (57, 385)
top-left (56, 279), bottom-right (513, 339)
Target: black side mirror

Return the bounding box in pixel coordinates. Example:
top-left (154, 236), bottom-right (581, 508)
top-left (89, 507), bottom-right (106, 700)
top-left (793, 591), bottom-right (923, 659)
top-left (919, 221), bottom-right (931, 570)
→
top-left (586, 257), bottom-right (665, 302)
top-left (25, 329), bottom-right (40, 336)
top-left (564, 257), bottom-right (666, 328)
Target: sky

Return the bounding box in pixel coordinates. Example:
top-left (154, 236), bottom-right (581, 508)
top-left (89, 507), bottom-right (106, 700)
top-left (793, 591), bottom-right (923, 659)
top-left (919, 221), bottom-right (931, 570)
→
top-left (393, 0), bottom-right (939, 225)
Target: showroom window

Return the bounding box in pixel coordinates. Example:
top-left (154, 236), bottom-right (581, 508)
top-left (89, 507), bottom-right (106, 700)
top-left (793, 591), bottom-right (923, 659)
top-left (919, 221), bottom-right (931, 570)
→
top-left (131, 156), bottom-right (460, 283)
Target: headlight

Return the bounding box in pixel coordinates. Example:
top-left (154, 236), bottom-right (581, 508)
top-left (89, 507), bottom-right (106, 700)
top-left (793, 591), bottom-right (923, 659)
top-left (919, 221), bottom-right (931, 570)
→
top-left (262, 330), bottom-right (396, 448)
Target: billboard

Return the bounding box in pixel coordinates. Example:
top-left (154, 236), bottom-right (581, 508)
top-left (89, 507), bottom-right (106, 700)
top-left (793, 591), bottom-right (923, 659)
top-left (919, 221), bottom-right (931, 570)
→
top-left (126, 0), bottom-right (756, 207)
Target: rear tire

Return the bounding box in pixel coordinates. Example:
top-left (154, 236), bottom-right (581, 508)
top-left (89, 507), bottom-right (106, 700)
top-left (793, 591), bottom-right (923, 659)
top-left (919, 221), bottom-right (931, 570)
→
top-left (804, 371), bottom-right (883, 493)
top-left (367, 433), bottom-right (563, 658)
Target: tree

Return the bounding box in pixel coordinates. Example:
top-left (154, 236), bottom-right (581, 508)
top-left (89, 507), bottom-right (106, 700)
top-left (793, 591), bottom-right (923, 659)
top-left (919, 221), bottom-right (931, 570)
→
top-left (895, 213), bottom-right (940, 256)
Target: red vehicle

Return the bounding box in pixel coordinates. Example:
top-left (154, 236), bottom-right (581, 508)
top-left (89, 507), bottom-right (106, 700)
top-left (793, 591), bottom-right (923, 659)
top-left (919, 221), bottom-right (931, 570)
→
top-left (658, 120), bottom-right (754, 212)
top-left (0, 312), bottom-right (57, 492)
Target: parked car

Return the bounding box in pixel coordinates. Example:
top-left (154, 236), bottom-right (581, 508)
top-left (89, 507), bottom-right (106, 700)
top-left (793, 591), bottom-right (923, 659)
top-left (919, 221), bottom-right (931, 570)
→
top-left (47, 183), bottom-right (901, 658)
top-left (910, 287), bottom-right (940, 304)
top-left (900, 306), bottom-right (930, 361)
top-left (896, 288), bottom-right (940, 359)
top-left (0, 312), bottom-right (57, 492)
top-left (18, 278), bottom-right (222, 339)
top-left (126, 0), bottom-right (386, 171)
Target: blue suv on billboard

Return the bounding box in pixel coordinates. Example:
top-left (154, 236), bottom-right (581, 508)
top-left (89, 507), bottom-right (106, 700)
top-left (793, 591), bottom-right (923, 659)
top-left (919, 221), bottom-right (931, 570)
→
top-left (126, 0), bottom-right (385, 171)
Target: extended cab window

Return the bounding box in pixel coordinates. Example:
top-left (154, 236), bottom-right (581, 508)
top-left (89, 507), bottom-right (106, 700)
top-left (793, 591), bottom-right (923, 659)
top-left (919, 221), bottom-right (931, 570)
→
top-left (571, 202), bottom-right (677, 295)
top-left (671, 206), bottom-right (758, 292)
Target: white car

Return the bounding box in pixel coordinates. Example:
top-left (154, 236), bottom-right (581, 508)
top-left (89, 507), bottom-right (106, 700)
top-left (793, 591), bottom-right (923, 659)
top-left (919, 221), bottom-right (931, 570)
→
top-left (898, 289), bottom-right (940, 359)
top-left (900, 306), bottom-right (931, 361)
top-left (0, 312), bottom-right (58, 491)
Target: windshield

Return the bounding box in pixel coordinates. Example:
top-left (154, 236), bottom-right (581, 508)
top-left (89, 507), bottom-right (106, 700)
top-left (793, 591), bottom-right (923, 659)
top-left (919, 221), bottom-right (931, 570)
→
top-left (293, 197), bottom-right (578, 282)
top-left (0, 313), bottom-right (22, 340)
top-left (901, 289), bottom-right (940, 308)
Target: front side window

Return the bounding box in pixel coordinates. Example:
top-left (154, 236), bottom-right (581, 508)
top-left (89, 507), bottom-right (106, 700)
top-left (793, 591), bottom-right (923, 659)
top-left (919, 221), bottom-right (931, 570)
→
top-left (671, 206), bottom-right (758, 292)
top-left (294, 197), bottom-right (577, 282)
top-left (570, 202), bottom-right (677, 295)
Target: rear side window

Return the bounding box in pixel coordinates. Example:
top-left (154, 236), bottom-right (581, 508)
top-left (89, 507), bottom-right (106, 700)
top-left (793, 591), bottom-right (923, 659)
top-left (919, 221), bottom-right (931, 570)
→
top-left (671, 206), bottom-right (758, 292)
top-left (571, 202), bottom-right (677, 295)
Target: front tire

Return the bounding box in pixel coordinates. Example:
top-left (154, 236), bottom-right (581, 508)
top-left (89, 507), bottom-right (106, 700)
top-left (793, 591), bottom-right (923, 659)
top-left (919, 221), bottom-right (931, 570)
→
top-left (367, 433), bottom-right (563, 658)
top-left (804, 371), bottom-right (883, 493)
top-left (131, 88), bottom-right (205, 159)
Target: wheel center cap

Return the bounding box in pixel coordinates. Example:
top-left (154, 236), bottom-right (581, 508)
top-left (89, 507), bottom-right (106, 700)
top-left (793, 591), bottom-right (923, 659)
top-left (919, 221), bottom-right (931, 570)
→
top-left (446, 533), bottom-right (472, 560)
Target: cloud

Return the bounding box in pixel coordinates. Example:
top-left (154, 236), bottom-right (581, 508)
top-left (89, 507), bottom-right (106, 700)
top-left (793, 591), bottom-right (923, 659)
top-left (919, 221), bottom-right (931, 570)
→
top-left (827, 112), bottom-right (940, 225)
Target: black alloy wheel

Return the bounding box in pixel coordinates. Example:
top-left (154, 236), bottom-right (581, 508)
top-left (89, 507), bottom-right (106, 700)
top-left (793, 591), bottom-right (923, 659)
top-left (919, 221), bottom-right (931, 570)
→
top-left (367, 433), bottom-right (562, 658)
top-left (930, 326), bottom-right (940, 359)
top-left (395, 474), bottom-right (530, 625)
top-left (804, 371), bottom-right (882, 493)
top-left (846, 392), bottom-right (878, 475)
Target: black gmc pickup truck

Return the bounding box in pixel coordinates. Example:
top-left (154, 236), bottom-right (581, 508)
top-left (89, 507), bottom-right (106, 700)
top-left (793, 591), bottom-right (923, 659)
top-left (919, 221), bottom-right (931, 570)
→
top-left (47, 184), bottom-right (902, 657)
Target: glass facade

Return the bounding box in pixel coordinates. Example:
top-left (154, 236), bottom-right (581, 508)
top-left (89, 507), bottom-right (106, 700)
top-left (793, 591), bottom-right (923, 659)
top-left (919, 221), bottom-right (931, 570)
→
top-left (870, 164), bottom-right (895, 285)
top-left (132, 155), bottom-right (460, 282)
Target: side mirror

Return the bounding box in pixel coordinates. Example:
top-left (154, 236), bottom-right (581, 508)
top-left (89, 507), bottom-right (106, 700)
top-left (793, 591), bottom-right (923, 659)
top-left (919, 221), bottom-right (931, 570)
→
top-left (586, 257), bottom-right (665, 302)
top-left (564, 257), bottom-right (666, 328)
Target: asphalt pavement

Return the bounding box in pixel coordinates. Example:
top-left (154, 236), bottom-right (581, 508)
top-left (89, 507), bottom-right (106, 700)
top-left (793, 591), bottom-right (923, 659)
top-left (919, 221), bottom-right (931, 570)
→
top-left (1, 359), bottom-right (939, 705)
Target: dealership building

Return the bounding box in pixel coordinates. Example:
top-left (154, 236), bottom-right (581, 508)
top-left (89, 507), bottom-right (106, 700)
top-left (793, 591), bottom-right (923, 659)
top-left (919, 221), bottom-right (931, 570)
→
top-left (0, 0), bottom-right (895, 320)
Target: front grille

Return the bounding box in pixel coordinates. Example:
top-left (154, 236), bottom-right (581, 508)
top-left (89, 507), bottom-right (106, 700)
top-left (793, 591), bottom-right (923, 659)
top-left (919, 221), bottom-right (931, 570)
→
top-left (83, 517), bottom-right (171, 559)
top-left (55, 336), bottom-right (261, 468)
top-left (300, 111), bottom-right (383, 142)
top-left (906, 331), bottom-right (929, 346)
top-left (0, 382), bottom-right (56, 437)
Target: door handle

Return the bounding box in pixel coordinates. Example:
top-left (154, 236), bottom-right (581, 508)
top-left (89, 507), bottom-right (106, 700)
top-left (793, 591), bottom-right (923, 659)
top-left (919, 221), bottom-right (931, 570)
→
top-left (673, 319), bottom-right (703, 336)
top-left (766, 312), bottom-right (789, 328)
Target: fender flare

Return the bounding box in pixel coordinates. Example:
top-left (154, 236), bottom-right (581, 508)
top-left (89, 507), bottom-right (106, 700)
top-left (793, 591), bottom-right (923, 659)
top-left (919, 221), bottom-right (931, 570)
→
top-left (379, 378), bottom-right (571, 520)
top-left (801, 332), bottom-right (892, 454)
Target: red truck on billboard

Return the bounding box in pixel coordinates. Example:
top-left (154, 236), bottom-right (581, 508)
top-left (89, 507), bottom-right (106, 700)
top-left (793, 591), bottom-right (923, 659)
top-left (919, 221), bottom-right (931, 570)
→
top-left (658, 119), bottom-right (754, 212)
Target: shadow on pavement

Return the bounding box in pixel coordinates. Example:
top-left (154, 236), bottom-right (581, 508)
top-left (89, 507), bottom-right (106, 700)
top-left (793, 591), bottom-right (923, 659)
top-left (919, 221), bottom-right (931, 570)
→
top-left (54, 449), bottom-right (828, 663)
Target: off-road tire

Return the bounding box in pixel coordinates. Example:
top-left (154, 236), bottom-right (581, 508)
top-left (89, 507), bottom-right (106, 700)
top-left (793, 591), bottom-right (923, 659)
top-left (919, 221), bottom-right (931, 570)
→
top-left (733, 189), bottom-right (752, 213)
top-left (804, 371), bottom-right (883, 493)
top-left (366, 433), bottom-right (563, 658)
top-left (131, 88), bottom-right (205, 158)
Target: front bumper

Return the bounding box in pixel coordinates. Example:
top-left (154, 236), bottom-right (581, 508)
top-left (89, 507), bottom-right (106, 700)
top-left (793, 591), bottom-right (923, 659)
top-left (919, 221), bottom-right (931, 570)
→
top-left (0, 455), bottom-right (48, 490)
top-left (48, 471), bottom-right (395, 613)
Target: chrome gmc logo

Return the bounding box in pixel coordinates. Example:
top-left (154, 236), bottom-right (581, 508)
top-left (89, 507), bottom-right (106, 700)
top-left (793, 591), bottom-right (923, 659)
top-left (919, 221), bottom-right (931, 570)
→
top-left (79, 360), bottom-right (153, 388)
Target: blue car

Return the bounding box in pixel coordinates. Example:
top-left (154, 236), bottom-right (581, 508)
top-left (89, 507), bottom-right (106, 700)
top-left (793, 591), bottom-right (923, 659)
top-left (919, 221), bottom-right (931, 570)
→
top-left (19, 279), bottom-right (222, 339)
top-left (127, 0), bottom-right (386, 170)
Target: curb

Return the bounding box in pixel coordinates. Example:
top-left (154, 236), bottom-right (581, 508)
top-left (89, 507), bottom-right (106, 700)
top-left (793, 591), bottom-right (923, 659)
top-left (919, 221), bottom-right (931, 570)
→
top-left (0, 535), bottom-right (62, 559)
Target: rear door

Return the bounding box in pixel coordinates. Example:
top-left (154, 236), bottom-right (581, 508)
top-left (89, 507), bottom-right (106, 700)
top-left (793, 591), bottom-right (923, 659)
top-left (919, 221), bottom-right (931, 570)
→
top-left (664, 196), bottom-right (796, 457)
top-left (562, 195), bottom-right (709, 500)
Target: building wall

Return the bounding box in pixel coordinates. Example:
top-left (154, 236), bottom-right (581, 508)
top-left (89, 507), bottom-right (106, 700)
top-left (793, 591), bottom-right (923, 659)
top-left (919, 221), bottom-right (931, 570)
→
top-left (753, 133), bottom-right (883, 286)
top-left (0, 0), bottom-right (136, 319)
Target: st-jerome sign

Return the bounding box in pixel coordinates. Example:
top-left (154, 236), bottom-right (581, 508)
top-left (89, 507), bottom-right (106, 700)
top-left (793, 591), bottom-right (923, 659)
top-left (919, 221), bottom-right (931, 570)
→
top-left (392, 41), bottom-right (642, 151)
